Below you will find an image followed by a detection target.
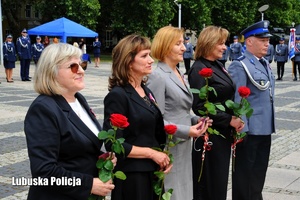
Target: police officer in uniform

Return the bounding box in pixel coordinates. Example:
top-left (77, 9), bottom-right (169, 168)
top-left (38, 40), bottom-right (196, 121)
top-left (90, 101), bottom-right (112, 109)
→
top-left (229, 35), bottom-right (243, 61)
top-left (228, 20), bottom-right (275, 200)
top-left (183, 36), bottom-right (194, 74)
top-left (31, 35), bottom-right (44, 65)
top-left (93, 36), bottom-right (101, 67)
top-left (274, 38), bottom-right (288, 80)
top-left (3, 34), bottom-right (17, 83)
top-left (264, 41), bottom-right (274, 64)
top-left (293, 37), bottom-right (300, 81)
top-left (16, 28), bottom-right (31, 81)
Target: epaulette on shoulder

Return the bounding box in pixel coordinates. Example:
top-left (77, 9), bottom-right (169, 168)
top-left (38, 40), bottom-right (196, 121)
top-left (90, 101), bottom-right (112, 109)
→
top-left (237, 55), bottom-right (245, 61)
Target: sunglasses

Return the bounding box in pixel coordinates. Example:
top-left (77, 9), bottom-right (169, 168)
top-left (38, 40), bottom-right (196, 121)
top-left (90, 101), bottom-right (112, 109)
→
top-left (68, 62), bottom-right (87, 73)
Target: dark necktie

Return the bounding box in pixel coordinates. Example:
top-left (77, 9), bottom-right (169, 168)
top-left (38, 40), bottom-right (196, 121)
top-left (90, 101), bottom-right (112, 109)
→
top-left (259, 59), bottom-right (267, 69)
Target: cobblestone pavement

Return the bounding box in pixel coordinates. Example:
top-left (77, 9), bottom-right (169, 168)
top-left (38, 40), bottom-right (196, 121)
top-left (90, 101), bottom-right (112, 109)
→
top-left (0, 61), bottom-right (300, 199)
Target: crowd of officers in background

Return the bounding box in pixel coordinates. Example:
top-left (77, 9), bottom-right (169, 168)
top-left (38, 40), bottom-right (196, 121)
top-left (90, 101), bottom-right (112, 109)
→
top-left (2, 28), bottom-right (102, 84)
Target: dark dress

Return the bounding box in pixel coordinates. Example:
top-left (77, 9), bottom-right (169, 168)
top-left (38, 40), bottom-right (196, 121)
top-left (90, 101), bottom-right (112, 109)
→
top-left (103, 84), bottom-right (165, 200)
top-left (3, 42), bottom-right (17, 69)
top-left (93, 41), bottom-right (101, 58)
top-left (188, 57), bottom-right (236, 200)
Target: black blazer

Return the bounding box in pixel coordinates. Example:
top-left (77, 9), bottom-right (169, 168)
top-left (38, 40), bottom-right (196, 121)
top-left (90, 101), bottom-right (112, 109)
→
top-left (103, 84), bottom-right (165, 172)
top-left (24, 93), bottom-right (103, 200)
top-left (188, 57), bottom-right (236, 136)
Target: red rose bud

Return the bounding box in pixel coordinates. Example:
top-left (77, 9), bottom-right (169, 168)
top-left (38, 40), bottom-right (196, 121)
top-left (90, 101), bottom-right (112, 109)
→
top-left (98, 152), bottom-right (110, 160)
top-left (110, 113), bottom-right (129, 128)
top-left (164, 124), bottom-right (177, 135)
top-left (238, 86), bottom-right (251, 98)
top-left (199, 68), bottom-right (213, 78)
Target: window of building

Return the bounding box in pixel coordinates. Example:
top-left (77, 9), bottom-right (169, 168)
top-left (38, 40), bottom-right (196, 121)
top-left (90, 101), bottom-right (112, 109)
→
top-left (34, 6), bottom-right (39, 18)
top-left (25, 5), bottom-right (32, 18)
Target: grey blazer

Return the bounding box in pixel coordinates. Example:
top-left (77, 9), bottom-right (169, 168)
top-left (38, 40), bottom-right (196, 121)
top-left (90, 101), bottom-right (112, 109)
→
top-left (146, 61), bottom-right (198, 200)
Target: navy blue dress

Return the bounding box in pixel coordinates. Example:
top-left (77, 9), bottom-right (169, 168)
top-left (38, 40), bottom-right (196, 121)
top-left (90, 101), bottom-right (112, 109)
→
top-left (3, 42), bottom-right (17, 69)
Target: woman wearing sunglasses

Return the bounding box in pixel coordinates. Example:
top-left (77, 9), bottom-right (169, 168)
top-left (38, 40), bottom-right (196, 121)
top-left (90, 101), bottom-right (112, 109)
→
top-left (24, 43), bottom-right (115, 200)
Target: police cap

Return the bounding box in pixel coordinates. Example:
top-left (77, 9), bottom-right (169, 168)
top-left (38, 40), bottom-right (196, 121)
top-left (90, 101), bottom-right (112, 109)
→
top-left (279, 37), bottom-right (285, 41)
top-left (22, 28), bottom-right (27, 33)
top-left (233, 36), bottom-right (238, 39)
top-left (241, 20), bottom-right (272, 39)
top-left (185, 37), bottom-right (190, 40)
top-left (36, 35), bottom-right (41, 39)
top-left (6, 34), bottom-right (12, 38)
top-left (296, 37), bottom-right (300, 41)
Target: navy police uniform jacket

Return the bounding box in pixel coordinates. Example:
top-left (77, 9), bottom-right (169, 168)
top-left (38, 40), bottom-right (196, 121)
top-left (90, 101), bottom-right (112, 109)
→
top-left (183, 42), bottom-right (194, 59)
top-left (31, 43), bottom-right (44, 62)
top-left (16, 36), bottom-right (31, 59)
top-left (264, 44), bottom-right (274, 63)
top-left (93, 41), bottom-right (101, 54)
top-left (274, 44), bottom-right (288, 62)
top-left (228, 50), bottom-right (275, 135)
top-left (229, 42), bottom-right (243, 60)
top-left (294, 43), bottom-right (300, 62)
top-left (3, 42), bottom-right (17, 62)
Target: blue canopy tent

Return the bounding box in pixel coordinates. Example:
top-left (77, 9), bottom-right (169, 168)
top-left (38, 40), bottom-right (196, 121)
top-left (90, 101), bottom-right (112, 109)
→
top-left (27, 17), bottom-right (98, 43)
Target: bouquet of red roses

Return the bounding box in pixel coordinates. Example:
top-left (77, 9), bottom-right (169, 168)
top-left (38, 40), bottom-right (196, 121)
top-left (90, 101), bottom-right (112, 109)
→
top-left (225, 86), bottom-right (253, 171)
top-left (153, 124), bottom-right (178, 200)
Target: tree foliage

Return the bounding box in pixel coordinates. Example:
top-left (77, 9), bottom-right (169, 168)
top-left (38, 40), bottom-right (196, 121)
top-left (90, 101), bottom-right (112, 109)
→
top-left (3, 0), bottom-right (300, 40)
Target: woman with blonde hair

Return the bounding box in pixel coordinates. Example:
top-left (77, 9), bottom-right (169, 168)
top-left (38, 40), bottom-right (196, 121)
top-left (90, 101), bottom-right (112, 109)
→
top-left (146, 26), bottom-right (210, 200)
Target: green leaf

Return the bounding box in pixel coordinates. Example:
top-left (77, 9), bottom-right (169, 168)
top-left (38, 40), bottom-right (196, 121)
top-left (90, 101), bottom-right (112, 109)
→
top-left (169, 153), bottom-right (174, 164)
top-left (154, 171), bottom-right (165, 179)
top-left (162, 188), bottom-right (173, 200)
top-left (103, 160), bottom-right (114, 171)
top-left (225, 100), bottom-right (235, 109)
top-left (208, 87), bottom-right (217, 97)
top-left (153, 181), bottom-right (163, 195)
top-left (114, 171), bottom-right (127, 180)
top-left (205, 102), bottom-right (217, 115)
top-left (98, 130), bottom-right (110, 139)
top-left (99, 168), bottom-right (112, 183)
top-left (112, 141), bottom-right (123, 154)
top-left (190, 88), bottom-right (200, 94)
top-left (246, 108), bottom-right (253, 118)
top-left (198, 110), bottom-right (206, 115)
top-left (168, 141), bottom-right (175, 147)
top-left (96, 159), bottom-right (105, 169)
top-left (215, 103), bottom-right (225, 111)
top-left (117, 138), bottom-right (125, 144)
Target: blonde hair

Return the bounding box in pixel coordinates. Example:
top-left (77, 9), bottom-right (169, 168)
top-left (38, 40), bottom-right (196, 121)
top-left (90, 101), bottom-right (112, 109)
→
top-left (109, 34), bottom-right (151, 91)
top-left (194, 26), bottom-right (229, 59)
top-left (34, 43), bottom-right (82, 95)
top-left (151, 26), bottom-right (184, 61)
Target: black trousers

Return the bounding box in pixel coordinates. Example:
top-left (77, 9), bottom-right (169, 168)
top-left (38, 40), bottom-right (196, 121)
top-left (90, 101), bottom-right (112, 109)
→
top-left (20, 59), bottom-right (31, 80)
top-left (276, 61), bottom-right (285, 79)
top-left (232, 135), bottom-right (271, 200)
top-left (184, 58), bottom-right (191, 74)
top-left (192, 134), bottom-right (232, 200)
top-left (293, 61), bottom-right (300, 78)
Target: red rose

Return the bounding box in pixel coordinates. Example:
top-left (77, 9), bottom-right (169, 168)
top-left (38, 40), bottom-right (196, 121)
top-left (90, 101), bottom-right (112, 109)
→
top-left (98, 152), bottom-right (110, 160)
top-left (238, 86), bottom-right (251, 98)
top-left (199, 68), bottom-right (213, 78)
top-left (164, 124), bottom-right (177, 135)
top-left (110, 113), bottom-right (129, 128)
